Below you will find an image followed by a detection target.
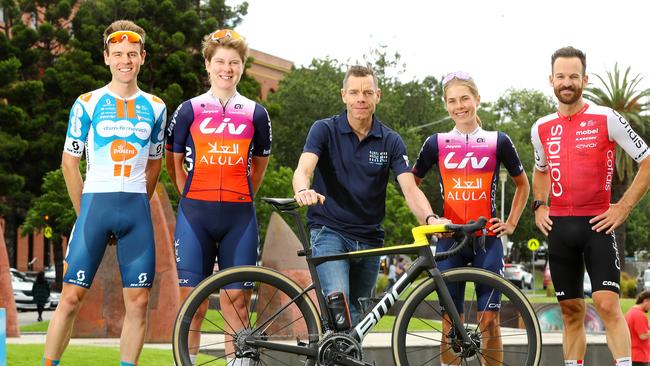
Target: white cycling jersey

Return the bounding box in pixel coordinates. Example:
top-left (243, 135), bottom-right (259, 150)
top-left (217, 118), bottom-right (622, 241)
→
top-left (63, 86), bottom-right (166, 193)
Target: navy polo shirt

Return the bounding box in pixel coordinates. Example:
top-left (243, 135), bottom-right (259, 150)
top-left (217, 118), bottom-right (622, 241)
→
top-left (304, 111), bottom-right (411, 246)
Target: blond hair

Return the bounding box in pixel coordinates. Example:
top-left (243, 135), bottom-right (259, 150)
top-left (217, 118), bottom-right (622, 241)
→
top-left (443, 77), bottom-right (482, 126)
top-left (103, 20), bottom-right (145, 51)
top-left (201, 31), bottom-right (249, 62)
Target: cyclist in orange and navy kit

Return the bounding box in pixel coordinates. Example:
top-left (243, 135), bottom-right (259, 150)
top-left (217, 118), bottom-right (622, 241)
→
top-left (532, 46), bottom-right (650, 366)
top-left (43, 20), bottom-right (165, 366)
top-left (413, 72), bottom-right (529, 365)
top-left (165, 29), bottom-right (271, 366)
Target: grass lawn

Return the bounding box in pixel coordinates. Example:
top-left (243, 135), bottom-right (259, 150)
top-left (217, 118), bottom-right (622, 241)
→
top-left (6, 344), bottom-right (224, 366)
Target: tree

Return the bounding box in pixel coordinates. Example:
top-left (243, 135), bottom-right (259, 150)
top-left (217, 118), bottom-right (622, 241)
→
top-left (267, 58), bottom-right (344, 169)
top-left (584, 64), bottom-right (650, 256)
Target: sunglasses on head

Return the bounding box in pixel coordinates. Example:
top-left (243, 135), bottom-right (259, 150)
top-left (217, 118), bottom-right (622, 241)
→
top-left (105, 30), bottom-right (143, 46)
top-left (442, 71), bottom-right (472, 86)
top-left (209, 29), bottom-right (244, 43)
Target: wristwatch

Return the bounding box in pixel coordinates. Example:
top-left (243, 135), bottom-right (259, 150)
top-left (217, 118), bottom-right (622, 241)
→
top-left (531, 200), bottom-right (546, 211)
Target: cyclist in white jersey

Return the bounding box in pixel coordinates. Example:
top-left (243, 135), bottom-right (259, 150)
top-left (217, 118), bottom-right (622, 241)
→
top-left (42, 20), bottom-right (166, 366)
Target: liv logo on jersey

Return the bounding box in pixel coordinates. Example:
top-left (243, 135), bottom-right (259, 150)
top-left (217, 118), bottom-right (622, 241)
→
top-left (443, 152), bottom-right (489, 169)
top-left (199, 117), bottom-right (247, 135)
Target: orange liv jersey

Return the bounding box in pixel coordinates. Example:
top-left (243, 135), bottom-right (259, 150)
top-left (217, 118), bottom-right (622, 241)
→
top-left (166, 92), bottom-right (272, 202)
top-left (413, 127), bottom-right (524, 233)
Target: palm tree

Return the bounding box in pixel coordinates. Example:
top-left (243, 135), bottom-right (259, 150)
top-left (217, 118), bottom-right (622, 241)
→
top-left (584, 64), bottom-right (650, 257)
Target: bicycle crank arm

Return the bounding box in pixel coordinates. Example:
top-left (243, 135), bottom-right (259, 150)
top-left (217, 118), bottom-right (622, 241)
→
top-left (333, 354), bottom-right (374, 366)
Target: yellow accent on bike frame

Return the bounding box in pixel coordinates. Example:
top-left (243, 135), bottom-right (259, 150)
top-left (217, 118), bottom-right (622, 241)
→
top-left (344, 224), bottom-right (449, 256)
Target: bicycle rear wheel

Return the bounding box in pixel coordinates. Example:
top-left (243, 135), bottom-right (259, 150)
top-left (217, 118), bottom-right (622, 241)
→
top-left (173, 266), bottom-right (321, 366)
top-left (393, 267), bottom-right (541, 366)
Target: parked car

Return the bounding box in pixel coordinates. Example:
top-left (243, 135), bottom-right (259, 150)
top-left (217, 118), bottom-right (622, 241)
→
top-left (504, 263), bottom-right (533, 289)
top-left (10, 268), bottom-right (53, 311)
top-left (10, 268), bottom-right (51, 311)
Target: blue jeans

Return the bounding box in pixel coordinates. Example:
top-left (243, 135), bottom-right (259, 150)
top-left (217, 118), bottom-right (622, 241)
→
top-left (310, 226), bottom-right (380, 325)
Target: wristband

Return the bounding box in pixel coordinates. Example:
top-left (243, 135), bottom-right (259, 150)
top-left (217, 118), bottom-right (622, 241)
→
top-left (297, 188), bottom-right (307, 193)
top-left (425, 214), bottom-right (439, 224)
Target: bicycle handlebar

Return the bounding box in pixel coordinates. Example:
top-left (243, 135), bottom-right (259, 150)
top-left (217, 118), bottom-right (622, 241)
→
top-left (411, 217), bottom-right (488, 261)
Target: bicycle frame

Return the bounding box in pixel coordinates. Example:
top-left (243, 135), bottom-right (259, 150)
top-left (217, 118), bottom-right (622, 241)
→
top-left (274, 203), bottom-right (475, 348)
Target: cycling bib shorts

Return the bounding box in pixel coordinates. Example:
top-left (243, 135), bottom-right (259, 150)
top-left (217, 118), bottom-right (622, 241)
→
top-left (174, 198), bottom-right (259, 287)
top-left (63, 192), bottom-right (155, 288)
top-left (548, 216), bottom-right (621, 300)
top-left (437, 236), bottom-right (504, 312)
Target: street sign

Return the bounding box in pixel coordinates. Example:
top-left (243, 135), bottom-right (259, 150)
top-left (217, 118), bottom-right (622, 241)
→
top-left (527, 238), bottom-right (540, 251)
top-left (44, 226), bottom-right (53, 239)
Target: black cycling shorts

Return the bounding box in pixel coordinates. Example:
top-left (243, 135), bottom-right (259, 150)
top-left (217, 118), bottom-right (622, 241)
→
top-left (548, 216), bottom-right (621, 301)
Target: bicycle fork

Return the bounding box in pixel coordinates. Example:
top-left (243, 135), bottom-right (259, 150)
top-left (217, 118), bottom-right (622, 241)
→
top-left (429, 267), bottom-right (475, 350)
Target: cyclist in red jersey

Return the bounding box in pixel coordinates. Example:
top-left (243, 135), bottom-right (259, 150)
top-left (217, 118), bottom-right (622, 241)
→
top-left (165, 30), bottom-right (271, 366)
top-left (413, 72), bottom-right (529, 365)
top-left (531, 46), bottom-right (650, 366)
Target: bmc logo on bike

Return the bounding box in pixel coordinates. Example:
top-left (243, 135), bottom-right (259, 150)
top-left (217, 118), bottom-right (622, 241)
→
top-left (199, 117), bottom-right (247, 135)
top-left (443, 152), bottom-right (489, 169)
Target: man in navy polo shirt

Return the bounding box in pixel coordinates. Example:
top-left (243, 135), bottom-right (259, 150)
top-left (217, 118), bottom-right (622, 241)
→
top-left (293, 65), bottom-right (446, 324)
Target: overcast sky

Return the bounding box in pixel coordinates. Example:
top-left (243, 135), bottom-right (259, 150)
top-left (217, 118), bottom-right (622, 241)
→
top-left (236, 0), bottom-right (650, 102)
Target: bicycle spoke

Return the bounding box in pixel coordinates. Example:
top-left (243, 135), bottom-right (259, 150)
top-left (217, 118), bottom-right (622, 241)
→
top-left (396, 269), bottom-right (541, 366)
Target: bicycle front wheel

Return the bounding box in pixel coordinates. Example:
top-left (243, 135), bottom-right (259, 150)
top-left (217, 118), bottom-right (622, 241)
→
top-left (393, 267), bottom-right (541, 366)
top-left (173, 266), bottom-right (322, 366)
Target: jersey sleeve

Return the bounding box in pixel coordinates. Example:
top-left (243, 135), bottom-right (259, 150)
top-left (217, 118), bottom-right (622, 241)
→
top-left (166, 101), bottom-right (194, 154)
top-left (497, 132), bottom-right (524, 176)
top-left (63, 98), bottom-right (92, 157)
top-left (607, 108), bottom-right (650, 162)
top-left (148, 102), bottom-right (167, 160)
top-left (303, 120), bottom-right (329, 156)
top-left (412, 135), bottom-right (438, 179)
top-left (531, 122), bottom-right (548, 171)
top-left (252, 103), bottom-right (272, 157)
top-left (388, 132), bottom-right (411, 176)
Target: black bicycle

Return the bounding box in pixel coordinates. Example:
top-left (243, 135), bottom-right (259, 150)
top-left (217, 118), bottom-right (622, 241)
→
top-left (173, 198), bottom-right (541, 365)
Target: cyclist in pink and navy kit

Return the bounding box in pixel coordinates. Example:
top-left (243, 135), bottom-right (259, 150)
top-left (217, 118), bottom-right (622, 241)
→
top-left (165, 29), bottom-right (271, 366)
top-left (531, 46), bottom-right (650, 366)
top-left (414, 72), bottom-right (529, 365)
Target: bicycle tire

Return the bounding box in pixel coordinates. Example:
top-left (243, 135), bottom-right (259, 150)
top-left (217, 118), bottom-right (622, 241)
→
top-left (393, 267), bottom-right (541, 366)
top-left (173, 266), bottom-right (322, 366)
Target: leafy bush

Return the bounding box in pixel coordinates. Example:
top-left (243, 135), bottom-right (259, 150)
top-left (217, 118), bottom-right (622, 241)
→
top-left (620, 272), bottom-right (637, 298)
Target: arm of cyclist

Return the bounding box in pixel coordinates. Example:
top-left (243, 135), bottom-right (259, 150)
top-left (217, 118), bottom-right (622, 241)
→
top-left (532, 168), bottom-right (552, 236)
top-left (165, 151), bottom-right (178, 195)
top-left (61, 152), bottom-right (83, 216)
top-left (490, 171), bottom-right (530, 237)
top-left (145, 157), bottom-right (162, 199)
top-left (292, 152), bottom-right (325, 206)
top-left (590, 157), bottom-right (650, 233)
top-left (396, 172), bottom-right (448, 225)
top-left (170, 152), bottom-right (188, 194)
top-left (250, 156), bottom-right (270, 196)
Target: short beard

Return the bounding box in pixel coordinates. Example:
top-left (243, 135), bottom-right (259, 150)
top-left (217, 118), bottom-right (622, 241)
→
top-left (554, 86), bottom-right (582, 105)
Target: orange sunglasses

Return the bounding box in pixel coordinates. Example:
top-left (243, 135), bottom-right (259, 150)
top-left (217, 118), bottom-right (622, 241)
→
top-left (105, 30), bottom-right (143, 46)
top-left (209, 29), bottom-right (244, 43)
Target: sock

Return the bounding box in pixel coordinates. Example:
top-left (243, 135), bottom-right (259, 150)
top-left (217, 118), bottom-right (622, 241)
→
top-left (119, 362), bottom-right (136, 366)
top-left (189, 354), bottom-right (197, 365)
top-left (615, 357), bottom-right (632, 366)
top-left (42, 358), bottom-right (60, 366)
top-left (564, 361), bottom-right (583, 366)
